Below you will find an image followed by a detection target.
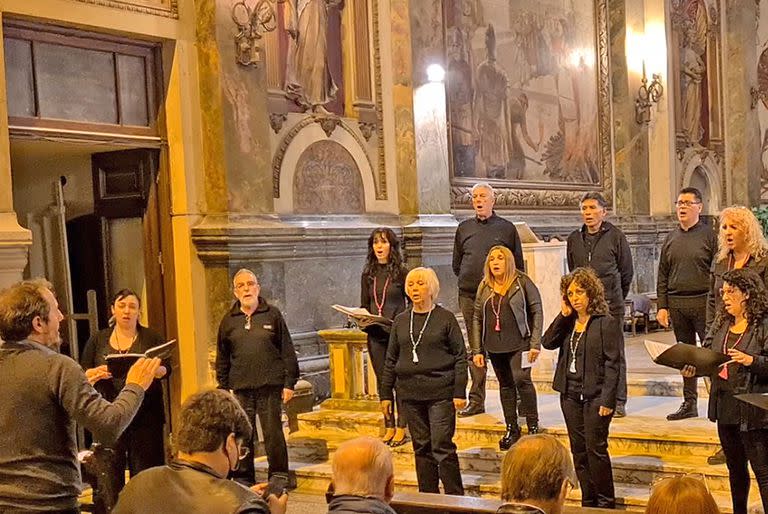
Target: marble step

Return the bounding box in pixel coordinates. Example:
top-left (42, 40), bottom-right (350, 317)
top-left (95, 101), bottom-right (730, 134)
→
top-left (297, 401), bottom-right (721, 458)
top-left (514, 371), bottom-right (711, 398)
top-left (285, 429), bottom-right (750, 495)
top-left (254, 458), bottom-right (735, 513)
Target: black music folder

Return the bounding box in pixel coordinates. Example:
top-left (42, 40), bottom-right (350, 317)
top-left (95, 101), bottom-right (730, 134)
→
top-left (105, 339), bottom-right (176, 378)
top-left (644, 340), bottom-right (729, 377)
top-left (735, 393), bottom-right (768, 411)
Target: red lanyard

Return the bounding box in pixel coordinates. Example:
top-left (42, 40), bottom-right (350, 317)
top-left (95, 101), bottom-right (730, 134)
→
top-left (372, 275), bottom-right (390, 316)
top-left (719, 329), bottom-right (745, 380)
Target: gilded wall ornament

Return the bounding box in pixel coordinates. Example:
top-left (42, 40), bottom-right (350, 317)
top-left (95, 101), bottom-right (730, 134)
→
top-left (232, 0), bottom-right (283, 68)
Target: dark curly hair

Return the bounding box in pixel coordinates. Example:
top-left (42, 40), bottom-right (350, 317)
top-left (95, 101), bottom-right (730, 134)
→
top-left (362, 227), bottom-right (406, 280)
top-left (560, 267), bottom-right (609, 316)
top-left (716, 268), bottom-right (768, 325)
top-left (174, 389), bottom-right (252, 454)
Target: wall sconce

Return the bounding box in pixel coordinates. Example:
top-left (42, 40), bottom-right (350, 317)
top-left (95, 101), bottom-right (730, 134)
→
top-left (231, 0), bottom-right (283, 68)
top-left (635, 62), bottom-right (664, 124)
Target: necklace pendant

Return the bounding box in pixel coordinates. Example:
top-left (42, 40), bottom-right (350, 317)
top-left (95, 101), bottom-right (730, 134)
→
top-left (569, 358), bottom-right (577, 374)
top-left (719, 365), bottom-right (728, 380)
top-left (377, 308), bottom-right (383, 316)
top-left (494, 317), bottom-right (501, 332)
top-left (412, 348), bottom-right (419, 364)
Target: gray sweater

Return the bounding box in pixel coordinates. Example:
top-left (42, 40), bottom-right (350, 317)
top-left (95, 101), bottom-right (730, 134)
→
top-left (0, 339), bottom-right (145, 512)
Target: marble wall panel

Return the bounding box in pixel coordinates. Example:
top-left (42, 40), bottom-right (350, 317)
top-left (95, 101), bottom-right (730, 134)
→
top-left (293, 140), bottom-right (365, 214)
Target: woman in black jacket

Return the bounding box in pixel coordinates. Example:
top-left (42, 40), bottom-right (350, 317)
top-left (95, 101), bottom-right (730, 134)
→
top-left (359, 227), bottom-right (409, 446)
top-left (684, 268), bottom-right (768, 514)
top-left (469, 245), bottom-right (543, 450)
top-left (542, 267), bottom-right (620, 509)
top-left (380, 267), bottom-right (468, 495)
top-left (81, 289), bottom-right (169, 511)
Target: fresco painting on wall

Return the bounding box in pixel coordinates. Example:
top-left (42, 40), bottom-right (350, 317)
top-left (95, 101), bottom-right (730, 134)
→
top-left (445, 0), bottom-right (602, 187)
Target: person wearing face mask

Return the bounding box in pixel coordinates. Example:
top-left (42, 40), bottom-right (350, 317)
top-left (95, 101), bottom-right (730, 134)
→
top-left (0, 279), bottom-right (160, 513)
top-left (656, 187), bottom-right (717, 421)
top-left (358, 228), bottom-right (409, 446)
top-left (542, 267), bottom-right (621, 510)
top-left (683, 269), bottom-right (768, 514)
top-left (216, 269), bottom-right (299, 491)
top-left (380, 267), bottom-right (468, 496)
top-left (469, 245), bottom-right (543, 450)
top-left (704, 206), bottom-right (768, 465)
top-left (80, 289), bottom-right (169, 509)
top-left (453, 182), bottom-right (525, 418)
top-left (112, 388), bottom-right (288, 514)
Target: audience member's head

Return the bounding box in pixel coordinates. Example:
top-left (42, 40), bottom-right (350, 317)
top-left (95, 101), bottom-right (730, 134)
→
top-left (331, 436), bottom-right (394, 503)
top-left (500, 434), bottom-right (576, 514)
top-left (645, 476), bottom-right (719, 514)
top-left (0, 278), bottom-right (63, 348)
top-left (174, 388), bottom-right (252, 477)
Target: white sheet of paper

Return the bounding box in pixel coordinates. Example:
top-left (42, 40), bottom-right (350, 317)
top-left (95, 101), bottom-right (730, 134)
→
top-left (521, 351), bottom-right (534, 369)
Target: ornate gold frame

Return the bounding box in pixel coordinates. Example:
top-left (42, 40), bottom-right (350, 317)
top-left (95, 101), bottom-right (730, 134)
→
top-left (72, 0), bottom-right (178, 18)
top-left (449, 0), bottom-right (612, 210)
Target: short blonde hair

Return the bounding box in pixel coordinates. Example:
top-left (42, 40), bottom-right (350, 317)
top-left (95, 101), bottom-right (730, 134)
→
top-left (717, 206), bottom-right (768, 262)
top-left (405, 267), bottom-right (440, 302)
top-left (332, 436), bottom-right (393, 498)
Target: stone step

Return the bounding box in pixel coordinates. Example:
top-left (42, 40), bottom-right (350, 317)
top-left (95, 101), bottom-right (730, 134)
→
top-left (285, 429), bottom-right (751, 495)
top-left (296, 398), bottom-right (722, 458)
top-left (254, 458), bottom-right (736, 513)
top-left (515, 371), bottom-right (711, 398)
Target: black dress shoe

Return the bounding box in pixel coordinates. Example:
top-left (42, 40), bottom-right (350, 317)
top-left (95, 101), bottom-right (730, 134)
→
top-left (667, 400), bottom-right (698, 421)
top-left (499, 424), bottom-right (521, 450)
top-left (526, 422), bottom-right (539, 435)
top-left (457, 403), bottom-right (485, 417)
top-left (614, 403), bottom-right (626, 418)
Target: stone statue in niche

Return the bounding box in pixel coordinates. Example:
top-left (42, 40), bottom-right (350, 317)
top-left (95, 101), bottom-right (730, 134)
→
top-left (675, 0), bottom-right (708, 145)
top-left (285, 0), bottom-right (341, 113)
top-left (293, 140), bottom-right (364, 214)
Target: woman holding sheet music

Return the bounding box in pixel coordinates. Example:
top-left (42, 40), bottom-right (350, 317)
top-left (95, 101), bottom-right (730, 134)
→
top-left (683, 268), bottom-right (768, 514)
top-left (359, 227), bottom-right (409, 446)
top-left (80, 289), bottom-right (169, 510)
top-left (542, 267), bottom-right (620, 509)
top-left (469, 245), bottom-right (543, 450)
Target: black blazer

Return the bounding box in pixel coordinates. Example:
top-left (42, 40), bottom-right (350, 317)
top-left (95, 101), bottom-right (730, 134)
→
top-left (704, 318), bottom-right (768, 430)
top-left (542, 313), bottom-right (621, 409)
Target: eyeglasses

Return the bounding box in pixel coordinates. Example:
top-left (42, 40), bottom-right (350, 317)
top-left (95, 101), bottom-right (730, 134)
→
top-left (675, 200), bottom-right (701, 207)
top-left (237, 445), bottom-right (250, 461)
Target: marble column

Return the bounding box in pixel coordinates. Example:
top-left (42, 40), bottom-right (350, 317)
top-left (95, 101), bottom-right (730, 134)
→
top-left (0, 19), bottom-right (32, 288)
top-left (723, 0), bottom-right (761, 206)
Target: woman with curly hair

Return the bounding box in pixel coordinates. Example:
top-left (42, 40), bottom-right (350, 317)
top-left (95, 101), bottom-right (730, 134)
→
top-left (359, 227), bottom-right (409, 446)
top-left (542, 267), bottom-right (621, 509)
top-left (684, 268), bottom-right (768, 514)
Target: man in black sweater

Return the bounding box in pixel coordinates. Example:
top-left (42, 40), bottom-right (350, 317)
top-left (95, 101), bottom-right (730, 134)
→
top-left (216, 268), bottom-right (299, 490)
top-left (453, 182), bottom-right (525, 417)
top-left (566, 192), bottom-right (633, 417)
top-left (657, 187), bottom-right (717, 420)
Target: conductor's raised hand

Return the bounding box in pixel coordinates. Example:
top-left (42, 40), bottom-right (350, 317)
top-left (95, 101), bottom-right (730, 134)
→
top-left (125, 357), bottom-right (162, 390)
top-left (85, 365), bottom-right (112, 385)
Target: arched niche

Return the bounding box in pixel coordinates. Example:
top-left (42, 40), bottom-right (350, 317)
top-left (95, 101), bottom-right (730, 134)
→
top-left (292, 140), bottom-right (364, 214)
top-left (680, 151), bottom-right (722, 215)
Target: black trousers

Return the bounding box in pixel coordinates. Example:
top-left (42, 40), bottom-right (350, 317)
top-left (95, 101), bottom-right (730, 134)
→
top-left (368, 338), bottom-right (407, 428)
top-left (401, 399), bottom-right (464, 495)
top-left (610, 310), bottom-right (627, 405)
top-left (94, 418), bottom-right (165, 512)
top-left (718, 423), bottom-right (768, 514)
top-left (488, 350), bottom-right (538, 425)
top-left (459, 294), bottom-right (485, 407)
top-left (560, 395), bottom-right (615, 509)
top-left (234, 386), bottom-right (289, 484)
top-left (669, 301), bottom-right (707, 402)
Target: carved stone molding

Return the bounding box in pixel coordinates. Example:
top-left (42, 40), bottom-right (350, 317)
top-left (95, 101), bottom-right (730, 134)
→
top-left (72, 0), bottom-right (178, 18)
top-left (359, 122), bottom-right (376, 141)
top-left (451, 186), bottom-right (585, 209)
top-left (371, 0), bottom-right (387, 199)
top-left (316, 115), bottom-right (341, 137)
top-left (272, 116), bottom-right (380, 199)
top-left (269, 113), bottom-right (288, 133)
top-left (450, 0), bottom-right (612, 210)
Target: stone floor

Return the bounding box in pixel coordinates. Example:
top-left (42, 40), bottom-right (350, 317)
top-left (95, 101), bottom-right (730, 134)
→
top-left (257, 329), bottom-right (762, 513)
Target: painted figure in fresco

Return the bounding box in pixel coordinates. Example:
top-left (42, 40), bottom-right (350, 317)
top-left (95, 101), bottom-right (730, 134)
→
top-left (678, 0), bottom-right (708, 145)
top-left (507, 93), bottom-right (541, 180)
top-left (285, 0), bottom-right (340, 113)
top-left (473, 24), bottom-right (511, 179)
top-left (447, 27), bottom-right (476, 177)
